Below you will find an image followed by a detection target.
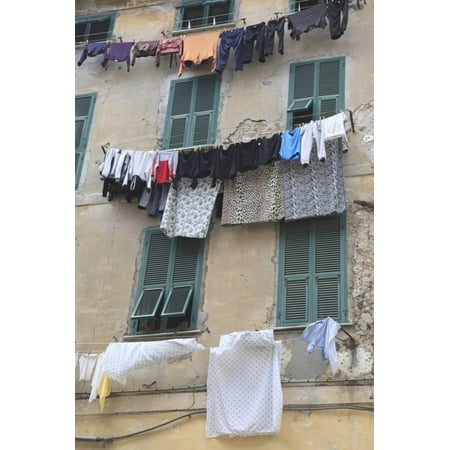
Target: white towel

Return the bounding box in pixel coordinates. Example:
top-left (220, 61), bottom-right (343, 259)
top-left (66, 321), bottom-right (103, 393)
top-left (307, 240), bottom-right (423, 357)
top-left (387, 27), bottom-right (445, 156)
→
top-left (89, 353), bottom-right (104, 403)
top-left (206, 330), bottom-right (283, 438)
top-left (78, 353), bottom-right (99, 381)
top-left (102, 339), bottom-right (205, 384)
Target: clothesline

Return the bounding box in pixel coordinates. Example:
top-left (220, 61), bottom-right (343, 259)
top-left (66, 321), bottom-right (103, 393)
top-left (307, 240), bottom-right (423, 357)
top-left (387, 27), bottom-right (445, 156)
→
top-left (74, 327), bottom-right (354, 349)
top-left (100, 109), bottom-right (353, 155)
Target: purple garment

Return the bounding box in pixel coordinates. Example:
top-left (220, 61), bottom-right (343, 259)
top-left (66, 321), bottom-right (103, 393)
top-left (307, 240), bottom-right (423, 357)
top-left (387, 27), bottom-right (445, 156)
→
top-left (77, 42), bottom-right (108, 67)
top-left (102, 42), bottom-right (134, 72)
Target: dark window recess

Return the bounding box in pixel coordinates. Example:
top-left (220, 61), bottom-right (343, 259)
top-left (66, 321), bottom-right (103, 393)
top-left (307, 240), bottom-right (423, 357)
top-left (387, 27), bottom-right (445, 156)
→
top-left (178, 1), bottom-right (232, 30)
top-left (75, 18), bottom-right (111, 44)
top-left (292, 0), bottom-right (323, 12)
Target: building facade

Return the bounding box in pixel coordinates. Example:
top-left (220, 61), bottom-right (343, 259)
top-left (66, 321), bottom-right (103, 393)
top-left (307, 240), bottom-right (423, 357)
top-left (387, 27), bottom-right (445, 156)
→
top-left (75, 0), bottom-right (374, 448)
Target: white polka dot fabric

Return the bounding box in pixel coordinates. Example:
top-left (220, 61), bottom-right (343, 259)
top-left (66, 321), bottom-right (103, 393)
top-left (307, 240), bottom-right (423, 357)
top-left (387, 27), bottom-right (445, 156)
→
top-left (206, 330), bottom-right (283, 438)
top-left (102, 339), bottom-right (205, 384)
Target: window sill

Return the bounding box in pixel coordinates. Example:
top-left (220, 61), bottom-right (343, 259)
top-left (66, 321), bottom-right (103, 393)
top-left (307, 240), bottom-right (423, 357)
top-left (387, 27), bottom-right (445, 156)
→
top-left (123, 329), bottom-right (204, 342)
top-left (172, 22), bottom-right (235, 36)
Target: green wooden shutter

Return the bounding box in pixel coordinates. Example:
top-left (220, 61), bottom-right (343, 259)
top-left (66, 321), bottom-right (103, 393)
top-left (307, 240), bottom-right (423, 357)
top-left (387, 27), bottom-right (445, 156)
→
top-left (132, 231), bottom-right (204, 334)
top-left (164, 75), bottom-right (220, 150)
top-left (279, 221), bottom-right (310, 325)
top-left (318, 59), bottom-right (343, 118)
top-left (75, 93), bottom-right (96, 189)
top-left (277, 214), bottom-right (347, 326)
top-left (313, 215), bottom-right (342, 320)
top-left (167, 81), bottom-right (193, 149)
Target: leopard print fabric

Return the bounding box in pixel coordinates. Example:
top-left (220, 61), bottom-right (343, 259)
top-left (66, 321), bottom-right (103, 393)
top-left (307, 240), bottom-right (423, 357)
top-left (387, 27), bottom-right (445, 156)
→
top-left (221, 161), bottom-right (284, 225)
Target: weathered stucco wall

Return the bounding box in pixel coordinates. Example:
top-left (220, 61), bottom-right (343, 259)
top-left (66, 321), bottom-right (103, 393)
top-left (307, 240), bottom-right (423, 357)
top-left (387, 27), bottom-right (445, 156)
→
top-left (75, 1), bottom-right (374, 448)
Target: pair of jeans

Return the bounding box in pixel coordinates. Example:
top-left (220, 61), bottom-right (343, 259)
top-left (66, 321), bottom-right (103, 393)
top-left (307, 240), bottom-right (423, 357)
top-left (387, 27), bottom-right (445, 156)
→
top-left (243, 22), bottom-right (266, 63)
top-left (264, 17), bottom-right (285, 56)
top-left (215, 28), bottom-right (245, 72)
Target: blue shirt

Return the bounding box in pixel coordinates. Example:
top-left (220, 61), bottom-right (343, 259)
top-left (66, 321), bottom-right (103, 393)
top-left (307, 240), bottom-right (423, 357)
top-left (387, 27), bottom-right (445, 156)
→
top-left (279, 127), bottom-right (302, 161)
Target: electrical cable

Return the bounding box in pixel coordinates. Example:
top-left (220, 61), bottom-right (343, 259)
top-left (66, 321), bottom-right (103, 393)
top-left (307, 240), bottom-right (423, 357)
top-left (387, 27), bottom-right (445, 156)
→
top-left (75, 403), bottom-right (373, 442)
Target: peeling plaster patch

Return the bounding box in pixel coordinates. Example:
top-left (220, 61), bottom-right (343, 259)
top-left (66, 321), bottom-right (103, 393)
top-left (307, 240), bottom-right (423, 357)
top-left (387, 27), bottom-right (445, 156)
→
top-left (223, 118), bottom-right (274, 145)
top-left (353, 101), bottom-right (374, 160)
top-left (285, 338), bottom-right (328, 380)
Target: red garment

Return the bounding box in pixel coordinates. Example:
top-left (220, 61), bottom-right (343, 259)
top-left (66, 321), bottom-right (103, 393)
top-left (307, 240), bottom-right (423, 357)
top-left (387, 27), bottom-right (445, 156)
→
top-left (156, 38), bottom-right (183, 67)
top-left (155, 160), bottom-right (171, 184)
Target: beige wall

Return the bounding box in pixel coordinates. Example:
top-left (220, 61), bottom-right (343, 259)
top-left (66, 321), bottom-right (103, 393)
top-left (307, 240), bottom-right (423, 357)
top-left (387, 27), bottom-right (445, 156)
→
top-left (75, 1), bottom-right (374, 448)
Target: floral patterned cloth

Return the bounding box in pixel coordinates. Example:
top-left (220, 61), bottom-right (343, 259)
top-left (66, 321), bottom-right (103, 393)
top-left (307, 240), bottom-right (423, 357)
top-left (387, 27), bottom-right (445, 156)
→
top-left (160, 177), bottom-right (221, 238)
top-left (281, 138), bottom-right (347, 221)
top-left (221, 161), bottom-right (284, 225)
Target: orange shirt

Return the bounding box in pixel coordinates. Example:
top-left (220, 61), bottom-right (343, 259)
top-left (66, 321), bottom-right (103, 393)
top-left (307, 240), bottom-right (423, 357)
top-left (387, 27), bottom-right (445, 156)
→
top-left (178, 31), bottom-right (220, 77)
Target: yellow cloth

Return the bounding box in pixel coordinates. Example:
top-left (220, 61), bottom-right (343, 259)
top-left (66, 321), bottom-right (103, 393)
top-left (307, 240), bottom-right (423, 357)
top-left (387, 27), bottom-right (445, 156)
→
top-left (97, 373), bottom-right (112, 412)
top-left (178, 31), bottom-right (220, 77)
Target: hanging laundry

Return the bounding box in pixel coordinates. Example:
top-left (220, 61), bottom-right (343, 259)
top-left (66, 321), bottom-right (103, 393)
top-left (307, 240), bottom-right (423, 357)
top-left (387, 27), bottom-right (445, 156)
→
top-left (89, 353), bottom-right (104, 403)
top-left (327, 0), bottom-right (349, 40)
top-left (178, 31), bottom-right (220, 77)
top-left (125, 151), bottom-right (146, 203)
top-left (243, 22), bottom-right (267, 64)
top-left (101, 42), bottom-right (134, 71)
top-left (152, 151), bottom-right (179, 185)
top-left (206, 330), bottom-right (283, 438)
top-left (221, 161), bottom-right (284, 225)
top-left (160, 177), bottom-right (222, 238)
top-left (255, 133), bottom-right (282, 165)
top-left (102, 339), bottom-right (205, 385)
top-left (301, 317), bottom-right (341, 375)
top-left (280, 137), bottom-right (347, 221)
top-left (173, 146), bottom-right (216, 190)
top-left (77, 42), bottom-right (108, 67)
top-left (279, 127), bottom-right (302, 161)
top-left (97, 373), bottom-right (112, 412)
top-left (320, 111), bottom-right (348, 149)
top-left (148, 182), bottom-right (170, 216)
top-left (215, 28), bottom-right (245, 73)
top-left (130, 40), bottom-right (158, 66)
top-left (78, 353), bottom-right (99, 381)
top-left (210, 145), bottom-right (239, 185)
top-left (287, 4), bottom-right (327, 41)
top-left (264, 17), bottom-right (286, 57)
top-left (156, 38), bottom-right (183, 68)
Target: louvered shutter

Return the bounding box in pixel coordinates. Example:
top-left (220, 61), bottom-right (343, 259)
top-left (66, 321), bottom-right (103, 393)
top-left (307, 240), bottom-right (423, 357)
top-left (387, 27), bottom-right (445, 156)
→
top-left (192, 76), bottom-right (216, 145)
top-left (165, 76), bottom-right (219, 149)
top-left (281, 221), bottom-right (310, 324)
top-left (318, 59), bottom-right (341, 118)
top-left (75, 94), bottom-right (96, 188)
top-left (168, 81), bottom-right (193, 149)
top-left (278, 214), bottom-right (346, 326)
top-left (313, 215), bottom-right (342, 320)
top-left (161, 238), bottom-right (202, 317)
top-left (289, 63), bottom-right (315, 112)
top-left (132, 232), bottom-right (171, 320)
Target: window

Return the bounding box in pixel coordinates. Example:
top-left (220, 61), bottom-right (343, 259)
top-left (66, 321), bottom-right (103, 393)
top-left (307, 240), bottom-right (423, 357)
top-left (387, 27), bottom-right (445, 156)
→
top-left (288, 57), bottom-right (345, 128)
top-left (175, 0), bottom-right (234, 30)
top-left (75, 13), bottom-right (116, 44)
top-left (130, 229), bottom-right (205, 335)
top-left (163, 74), bottom-right (221, 149)
top-left (276, 214), bottom-right (347, 327)
top-left (75, 93), bottom-right (96, 189)
top-left (289, 0), bottom-right (325, 13)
